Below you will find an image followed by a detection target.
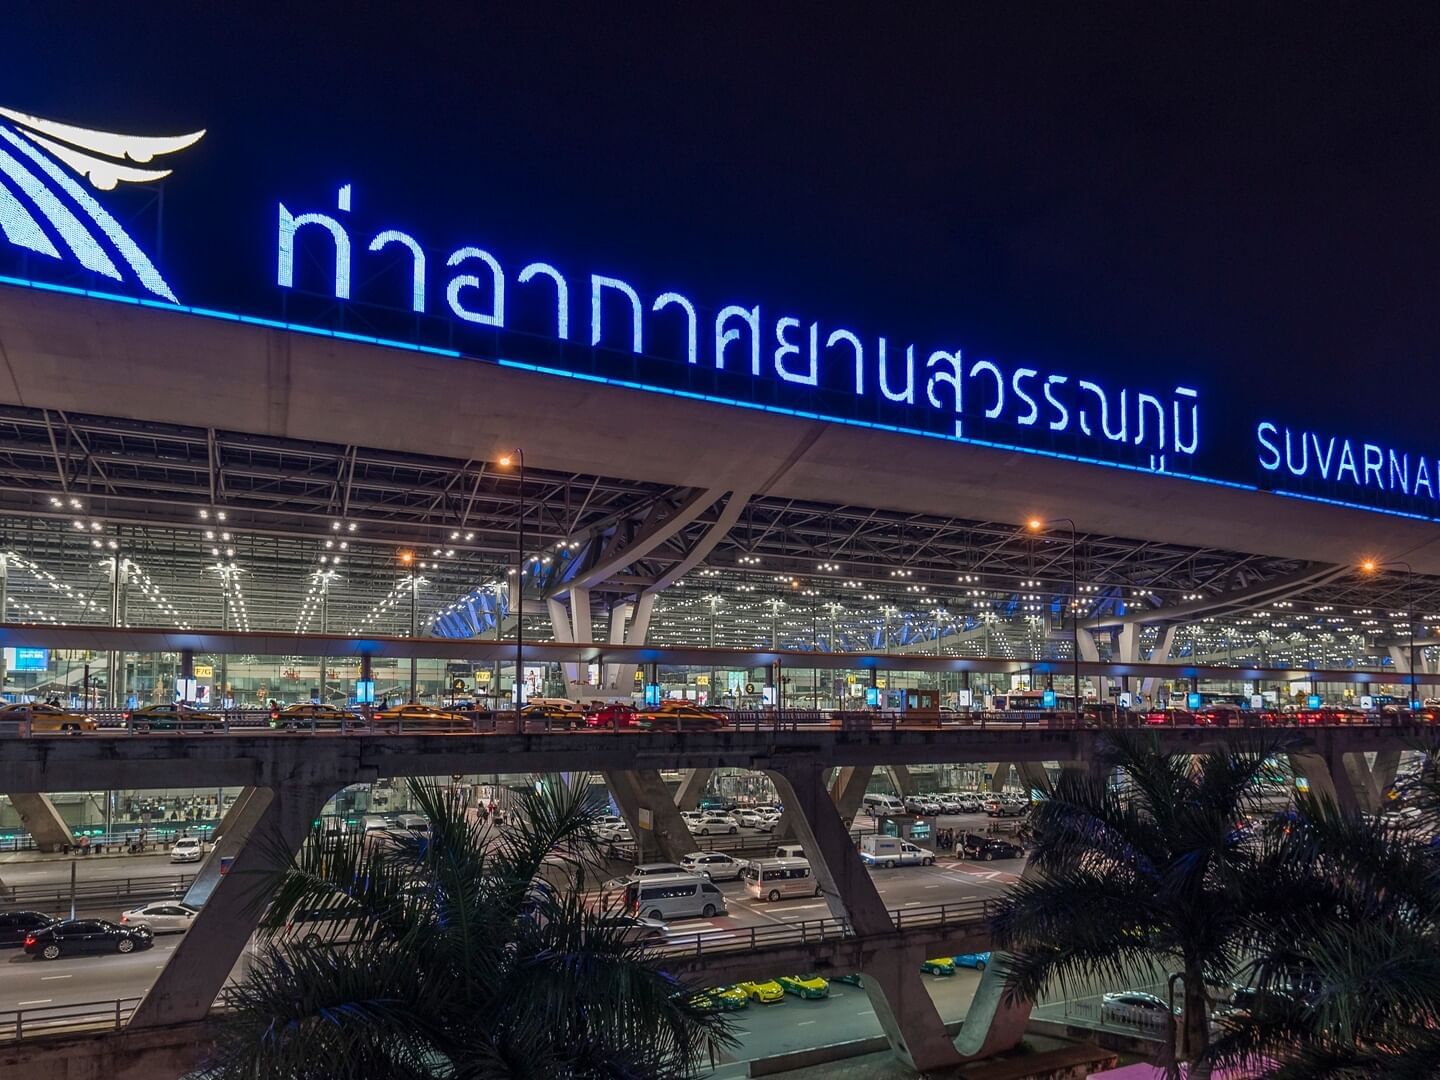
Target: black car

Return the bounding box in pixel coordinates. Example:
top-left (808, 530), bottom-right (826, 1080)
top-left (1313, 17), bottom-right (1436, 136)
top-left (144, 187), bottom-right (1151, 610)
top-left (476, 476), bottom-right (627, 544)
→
top-left (0, 911), bottom-right (55, 948)
top-left (23, 918), bottom-right (154, 959)
top-left (960, 834), bottom-right (1025, 861)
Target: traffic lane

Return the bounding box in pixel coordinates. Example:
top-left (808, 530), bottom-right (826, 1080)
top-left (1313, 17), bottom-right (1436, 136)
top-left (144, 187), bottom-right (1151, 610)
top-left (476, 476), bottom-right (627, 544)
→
top-left (0, 852), bottom-right (194, 887)
top-left (715, 967), bottom-right (986, 1064)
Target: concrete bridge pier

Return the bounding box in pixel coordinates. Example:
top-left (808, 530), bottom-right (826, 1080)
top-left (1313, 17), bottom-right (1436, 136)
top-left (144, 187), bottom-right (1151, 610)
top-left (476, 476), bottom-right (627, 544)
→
top-left (765, 764), bottom-right (964, 1073)
top-left (605, 769), bottom-right (698, 862)
top-left (182, 787), bottom-right (268, 908)
top-left (673, 768), bottom-right (713, 810)
top-left (128, 779), bottom-right (336, 1029)
top-left (9, 792), bottom-right (73, 852)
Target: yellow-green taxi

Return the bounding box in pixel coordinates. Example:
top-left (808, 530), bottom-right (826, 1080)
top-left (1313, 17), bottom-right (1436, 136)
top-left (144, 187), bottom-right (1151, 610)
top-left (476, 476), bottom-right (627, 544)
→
top-left (737, 978), bottom-right (785, 1004)
top-left (692, 984), bottom-right (749, 1011)
top-left (920, 956), bottom-right (957, 976)
top-left (778, 973), bottom-right (830, 999)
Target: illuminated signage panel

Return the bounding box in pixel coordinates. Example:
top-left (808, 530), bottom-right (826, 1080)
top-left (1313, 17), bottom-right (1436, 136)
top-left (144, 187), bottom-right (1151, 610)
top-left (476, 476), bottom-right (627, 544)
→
top-left (0, 101), bottom-right (1433, 522)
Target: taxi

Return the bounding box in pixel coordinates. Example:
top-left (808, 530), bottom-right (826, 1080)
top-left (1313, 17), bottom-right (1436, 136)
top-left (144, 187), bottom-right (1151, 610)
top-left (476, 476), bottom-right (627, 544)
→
top-left (777, 973), bottom-right (830, 999)
top-left (371, 703), bottom-right (469, 732)
top-left (920, 956), bottom-right (957, 976)
top-left (736, 978), bottom-right (785, 1004)
top-left (269, 703), bottom-right (359, 731)
top-left (692, 984), bottom-right (749, 1011)
top-left (126, 703), bottom-right (223, 733)
top-left (0, 701), bottom-right (97, 734)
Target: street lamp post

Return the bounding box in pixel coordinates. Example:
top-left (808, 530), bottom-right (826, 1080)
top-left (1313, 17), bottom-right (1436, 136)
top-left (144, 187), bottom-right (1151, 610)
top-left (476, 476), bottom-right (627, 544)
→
top-left (1028, 517), bottom-right (1082, 727)
top-left (500, 449), bottom-right (525, 709)
top-left (1360, 559), bottom-right (1418, 708)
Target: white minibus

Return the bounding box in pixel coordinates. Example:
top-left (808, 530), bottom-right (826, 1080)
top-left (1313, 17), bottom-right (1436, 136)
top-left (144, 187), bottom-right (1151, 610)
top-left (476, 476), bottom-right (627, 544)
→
top-left (743, 857), bottom-right (820, 901)
top-left (623, 873), bottom-right (728, 920)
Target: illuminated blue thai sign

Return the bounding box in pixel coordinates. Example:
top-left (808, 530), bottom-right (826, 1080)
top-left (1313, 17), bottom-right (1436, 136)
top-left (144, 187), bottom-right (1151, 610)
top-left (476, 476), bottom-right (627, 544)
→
top-left (1, 95), bottom-right (1438, 526)
top-left (274, 184), bottom-right (1201, 475)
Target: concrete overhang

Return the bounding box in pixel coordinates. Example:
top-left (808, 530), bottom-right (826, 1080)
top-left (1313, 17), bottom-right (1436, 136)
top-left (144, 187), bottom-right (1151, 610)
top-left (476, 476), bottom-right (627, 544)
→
top-left (1, 285), bottom-right (1437, 572)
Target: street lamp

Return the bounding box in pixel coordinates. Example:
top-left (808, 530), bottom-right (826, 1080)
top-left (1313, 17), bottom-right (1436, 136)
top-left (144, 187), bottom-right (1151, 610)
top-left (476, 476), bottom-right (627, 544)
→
top-left (397, 549), bottom-right (418, 701)
top-left (1359, 558), bottom-right (1418, 709)
top-left (499, 449), bottom-right (525, 709)
top-left (1027, 517), bottom-right (1082, 727)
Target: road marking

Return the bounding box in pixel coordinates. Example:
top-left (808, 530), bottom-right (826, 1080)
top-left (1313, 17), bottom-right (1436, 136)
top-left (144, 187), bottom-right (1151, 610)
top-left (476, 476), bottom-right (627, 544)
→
top-left (39, 975), bottom-right (72, 981)
top-left (797, 1020), bottom-right (817, 1026)
top-left (924, 884), bottom-right (939, 889)
top-left (17, 999), bottom-right (51, 1006)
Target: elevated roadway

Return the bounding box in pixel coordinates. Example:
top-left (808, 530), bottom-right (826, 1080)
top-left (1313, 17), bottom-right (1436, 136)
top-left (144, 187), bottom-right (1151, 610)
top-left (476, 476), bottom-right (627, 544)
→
top-left (0, 721), bottom-right (1422, 795)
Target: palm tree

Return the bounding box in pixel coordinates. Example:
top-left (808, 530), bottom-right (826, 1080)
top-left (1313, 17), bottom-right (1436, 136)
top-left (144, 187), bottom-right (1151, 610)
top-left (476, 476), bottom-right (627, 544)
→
top-left (199, 776), bottom-right (732, 1079)
top-left (1209, 749), bottom-right (1440, 1078)
top-left (989, 731), bottom-right (1290, 1078)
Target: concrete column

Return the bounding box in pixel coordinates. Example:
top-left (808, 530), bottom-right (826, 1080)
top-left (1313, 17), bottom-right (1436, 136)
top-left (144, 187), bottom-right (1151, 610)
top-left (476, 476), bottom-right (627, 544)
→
top-left (956, 852), bottom-right (1045, 1059)
top-left (830, 765), bottom-right (874, 825)
top-left (1139, 625), bottom-right (1177, 698)
top-left (602, 600), bottom-right (632, 694)
top-left (611, 591), bottom-right (657, 693)
top-left (989, 763), bottom-right (1013, 793)
top-left (1077, 629), bottom-right (1105, 705)
top-left (129, 780), bottom-right (335, 1029)
top-left (674, 768), bottom-right (713, 810)
top-left (1372, 751), bottom-right (1401, 800)
top-left (1288, 751), bottom-right (1357, 813)
top-left (10, 792), bottom-right (74, 851)
top-left (546, 596), bottom-right (580, 690)
top-left (766, 766), bottom-right (962, 1072)
top-left (182, 788), bottom-right (270, 907)
top-left (883, 764), bottom-right (915, 797)
top-left (604, 769), bottom-right (698, 863)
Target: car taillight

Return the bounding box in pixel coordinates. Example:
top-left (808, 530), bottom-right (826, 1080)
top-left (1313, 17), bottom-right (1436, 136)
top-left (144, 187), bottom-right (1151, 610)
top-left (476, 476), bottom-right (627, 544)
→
top-left (24, 934), bottom-right (35, 946)
top-left (123, 711), bottom-right (132, 722)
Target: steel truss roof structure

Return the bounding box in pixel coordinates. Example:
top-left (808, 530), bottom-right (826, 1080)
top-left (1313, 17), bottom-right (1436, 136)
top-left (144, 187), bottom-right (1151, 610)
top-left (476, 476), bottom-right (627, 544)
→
top-left (0, 404), bottom-right (1435, 671)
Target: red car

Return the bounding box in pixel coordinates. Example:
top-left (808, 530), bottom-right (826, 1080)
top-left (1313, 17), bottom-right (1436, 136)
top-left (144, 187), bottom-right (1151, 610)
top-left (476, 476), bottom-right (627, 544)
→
top-left (585, 703), bottom-right (638, 729)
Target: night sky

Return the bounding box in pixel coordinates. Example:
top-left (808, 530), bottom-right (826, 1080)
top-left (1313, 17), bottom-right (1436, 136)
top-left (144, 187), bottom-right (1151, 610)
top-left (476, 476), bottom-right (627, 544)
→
top-left (3, 4), bottom-right (1438, 447)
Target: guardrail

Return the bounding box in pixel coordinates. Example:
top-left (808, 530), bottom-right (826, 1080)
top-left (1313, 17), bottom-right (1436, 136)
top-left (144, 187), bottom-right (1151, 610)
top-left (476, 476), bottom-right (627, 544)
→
top-left (1, 872), bottom-right (195, 908)
top-left (658, 897), bottom-right (993, 961)
top-left (2, 707), bottom-right (1434, 738)
top-left (0, 996), bottom-right (143, 1041)
top-left (0, 897), bottom-right (996, 1043)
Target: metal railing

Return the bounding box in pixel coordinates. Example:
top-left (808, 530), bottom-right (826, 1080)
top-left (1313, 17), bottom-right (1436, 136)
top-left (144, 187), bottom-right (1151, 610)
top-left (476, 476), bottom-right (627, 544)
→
top-left (0, 996), bottom-right (143, 1041)
top-left (658, 896), bottom-right (993, 961)
top-left (0, 897), bottom-right (995, 1043)
top-left (1, 872), bottom-right (196, 908)
top-left (3, 706), bottom-right (1434, 738)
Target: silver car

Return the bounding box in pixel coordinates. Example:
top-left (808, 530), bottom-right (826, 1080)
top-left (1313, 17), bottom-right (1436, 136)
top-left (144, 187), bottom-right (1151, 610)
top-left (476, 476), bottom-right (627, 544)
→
top-left (680, 851), bottom-right (745, 881)
top-left (120, 902), bottom-right (199, 934)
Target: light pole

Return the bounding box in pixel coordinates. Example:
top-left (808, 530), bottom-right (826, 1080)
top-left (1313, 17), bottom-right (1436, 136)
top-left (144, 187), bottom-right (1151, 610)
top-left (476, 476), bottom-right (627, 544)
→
top-left (398, 550), bottom-right (418, 701)
top-left (1360, 558), bottom-right (1418, 709)
top-left (1028, 517), bottom-right (1081, 727)
top-left (499, 449), bottom-right (525, 708)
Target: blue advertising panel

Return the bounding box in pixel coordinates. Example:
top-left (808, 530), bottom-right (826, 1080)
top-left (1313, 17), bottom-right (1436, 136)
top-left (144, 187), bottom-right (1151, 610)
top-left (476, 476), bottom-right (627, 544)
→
top-left (13, 647), bottom-right (48, 671)
top-left (1041, 688), bottom-right (1057, 708)
top-left (1187, 691), bottom-right (1204, 710)
top-left (1306, 694), bottom-right (1323, 709)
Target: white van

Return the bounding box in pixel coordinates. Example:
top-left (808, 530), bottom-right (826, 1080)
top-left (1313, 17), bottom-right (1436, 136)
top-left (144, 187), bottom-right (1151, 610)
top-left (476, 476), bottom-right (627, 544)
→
top-left (624, 873), bottom-right (728, 920)
top-left (744, 857), bottom-right (820, 901)
top-left (775, 843), bottom-right (806, 860)
top-left (862, 794), bottom-right (905, 816)
top-left (859, 834), bottom-right (935, 867)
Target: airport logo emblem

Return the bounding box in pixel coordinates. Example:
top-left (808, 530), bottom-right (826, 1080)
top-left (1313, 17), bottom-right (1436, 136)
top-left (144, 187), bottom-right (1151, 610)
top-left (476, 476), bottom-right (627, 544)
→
top-left (0, 106), bottom-right (204, 302)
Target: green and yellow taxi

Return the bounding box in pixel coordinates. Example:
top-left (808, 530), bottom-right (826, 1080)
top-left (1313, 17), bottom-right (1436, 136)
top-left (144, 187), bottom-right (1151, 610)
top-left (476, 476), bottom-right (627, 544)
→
top-left (692, 984), bottom-right (749, 1011)
top-left (736, 978), bottom-right (785, 1004)
top-left (778, 973), bottom-right (830, 999)
top-left (920, 956), bottom-right (957, 976)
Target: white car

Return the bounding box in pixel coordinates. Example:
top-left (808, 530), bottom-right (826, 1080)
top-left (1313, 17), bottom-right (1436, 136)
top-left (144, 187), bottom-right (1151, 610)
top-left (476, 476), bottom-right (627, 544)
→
top-left (120, 902), bottom-right (199, 933)
top-left (680, 851), bottom-right (745, 881)
top-left (169, 837), bottom-right (206, 863)
top-left (597, 821), bottom-right (632, 842)
top-left (679, 810), bottom-right (705, 824)
top-left (693, 813), bottom-right (739, 836)
top-left (733, 809), bottom-right (774, 831)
